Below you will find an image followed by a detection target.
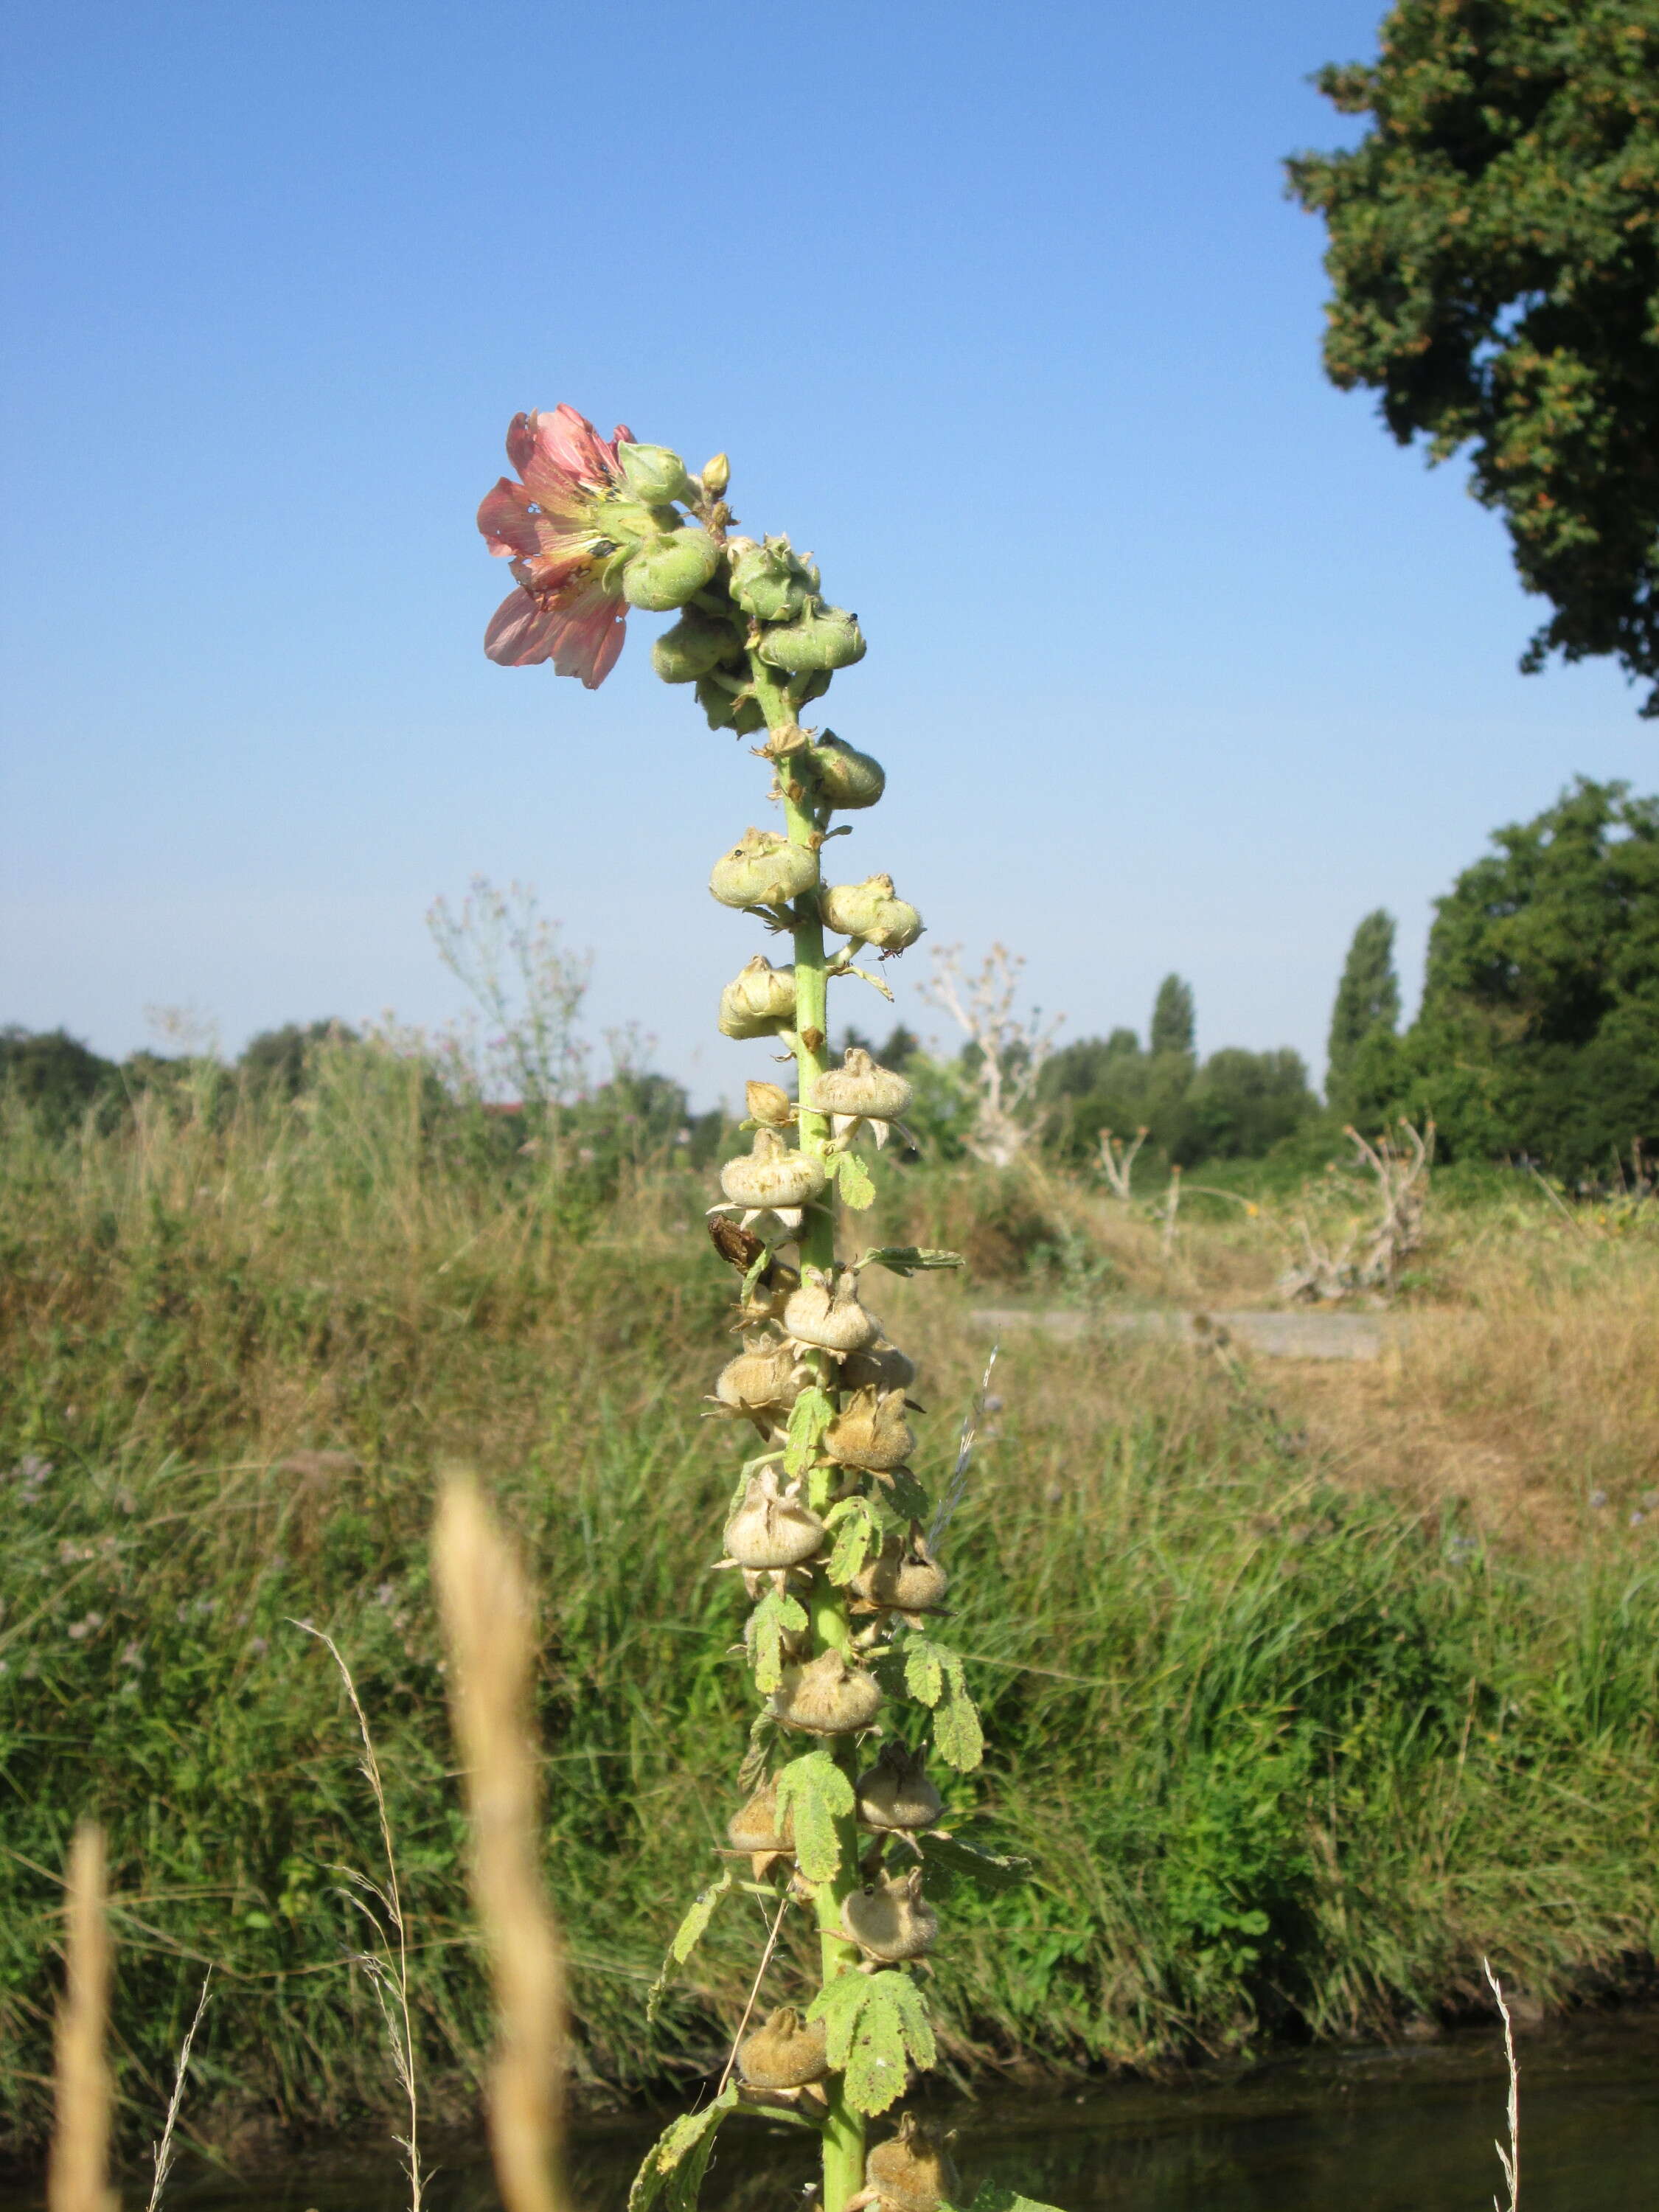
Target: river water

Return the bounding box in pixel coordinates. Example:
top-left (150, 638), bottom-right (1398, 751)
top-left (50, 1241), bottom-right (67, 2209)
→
top-left (15, 2015), bottom-right (1658, 2212)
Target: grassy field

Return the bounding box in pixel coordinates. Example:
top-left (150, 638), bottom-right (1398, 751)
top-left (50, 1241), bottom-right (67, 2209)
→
top-left (2, 1053), bottom-right (1656, 2156)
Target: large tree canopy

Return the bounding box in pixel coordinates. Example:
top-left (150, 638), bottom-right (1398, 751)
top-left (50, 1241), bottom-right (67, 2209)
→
top-left (1288, 3), bottom-right (1659, 711)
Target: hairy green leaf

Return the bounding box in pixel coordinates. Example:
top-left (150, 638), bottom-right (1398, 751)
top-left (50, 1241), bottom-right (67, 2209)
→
top-left (784, 1387), bottom-right (834, 1476)
top-left (921, 1832), bottom-right (1029, 1894)
top-left (835, 1150), bottom-right (877, 1211)
top-left (645, 1868), bottom-right (734, 2024)
top-left (903, 1638), bottom-right (945, 1708)
top-left (824, 1497), bottom-right (879, 1586)
top-left (904, 1640), bottom-right (984, 1772)
top-left (807, 1969), bottom-right (935, 2116)
top-left (627, 2082), bottom-right (739, 2212)
top-left (748, 1585), bottom-right (808, 1694)
top-left (774, 1747), bottom-right (854, 1882)
top-left (853, 1245), bottom-right (966, 1277)
top-left (882, 1465), bottom-right (932, 1522)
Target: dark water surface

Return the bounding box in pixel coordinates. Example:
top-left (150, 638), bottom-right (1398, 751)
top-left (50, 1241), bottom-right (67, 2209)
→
top-left (18, 2016), bottom-right (1659, 2212)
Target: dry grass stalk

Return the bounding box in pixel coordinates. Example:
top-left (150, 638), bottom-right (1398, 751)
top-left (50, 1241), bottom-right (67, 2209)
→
top-left (434, 1478), bottom-right (568, 2212)
top-left (145, 1970), bottom-right (212, 2212)
top-left (1483, 1957), bottom-right (1520, 2210)
top-left (292, 1620), bottom-right (425, 2212)
top-left (49, 1823), bottom-right (116, 2212)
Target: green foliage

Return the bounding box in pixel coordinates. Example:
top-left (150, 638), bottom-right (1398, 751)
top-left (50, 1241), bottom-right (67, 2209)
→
top-left (746, 1586), bottom-right (808, 1694)
top-left (1149, 974), bottom-right (1195, 1059)
top-left (647, 1870), bottom-right (735, 2024)
top-left (824, 1497), bottom-right (880, 1586)
top-left (807, 1969), bottom-right (936, 2115)
top-left (784, 1386), bottom-right (835, 1477)
top-left (834, 1147), bottom-right (877, 1210)
top-left (1326, 911), bottom-right (1400, 1116)
top-left (239, 1020), bottom-right (360, 1098)
top-left (1040, 1032), bottom-right (1317, 1170)
top-left (1367, 779), bottom-right (1659, 1169)
top-left (1182, 1048), bottom-right (1319, 1164)
top-left (0, 1026), bottom-right (118, 1133)
top-left (1288, 1), bottom-right (1659, 709)
top-left (902, 1638), bottom-right (985, 1772)
top-left (774, 1750), bottom-right (855, 1882)
top-left (628, 2084), bottom-right (738, 2212)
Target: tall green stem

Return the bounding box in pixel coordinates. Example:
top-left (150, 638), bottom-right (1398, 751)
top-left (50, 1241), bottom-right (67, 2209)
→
top-left (751, 651), bottom-right (866, 2212)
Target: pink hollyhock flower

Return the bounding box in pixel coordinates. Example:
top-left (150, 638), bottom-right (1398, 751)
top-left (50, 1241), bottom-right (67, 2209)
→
top-left (477, 404), bottom-right (638, 689)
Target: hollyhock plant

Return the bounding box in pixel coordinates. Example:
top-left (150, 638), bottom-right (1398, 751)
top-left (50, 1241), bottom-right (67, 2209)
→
top-left (476, 408), bottom-right (1058, 2212)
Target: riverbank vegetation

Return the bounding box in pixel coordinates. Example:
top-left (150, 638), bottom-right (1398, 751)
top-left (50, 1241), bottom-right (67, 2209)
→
top-left (1, 1057), bottom-right (1655, 2155)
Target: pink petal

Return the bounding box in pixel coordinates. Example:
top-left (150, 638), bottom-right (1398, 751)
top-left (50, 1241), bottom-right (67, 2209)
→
top-left (505, 413), bottom-right (537, 475)
top-left (484, 585), bottom-right (562, 666)
top-left (477, 478), bottom-right (543, 557)
top-left (546, 577), bottom-right (628, 687)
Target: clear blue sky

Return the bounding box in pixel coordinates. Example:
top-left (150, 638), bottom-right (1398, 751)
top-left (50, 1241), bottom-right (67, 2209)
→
top-left (3, 0), bottom-right (1651, 1105)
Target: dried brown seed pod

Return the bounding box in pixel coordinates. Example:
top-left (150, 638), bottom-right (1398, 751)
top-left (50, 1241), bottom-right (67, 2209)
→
top-left (737, 2004), bottom-right (830, 2090)
top-left (839, 1865), bottom-right (938, 1962)
top-left (784, 1267), bottom-right (880, 1354)
top-left (855, 1743), bottom-right (945, 1834)
top-left (714, 1335), bottom-right (804, 1421)
top-left (863, 2114), bottom-right (960, 2212)
top-left (840, 1338), bottom-right (917, 1395)
top-left (726, 1777), bottom-right (795, 1858)
top-left (824, 1385), bottom-right (914, 1472)
top-left (720, 1127), bottom-right (827, 1211)
top-left (745, 1079), bottom-right (795, 1127)
top-left (767, 1646), bottom-right (883, 1736)
top-left (850, 1532), bottom-right (948, 1616)
top-left (724, 1470), bottom-right (826, 1571)
top-left (809, 1046), bottom-right (912, 1121)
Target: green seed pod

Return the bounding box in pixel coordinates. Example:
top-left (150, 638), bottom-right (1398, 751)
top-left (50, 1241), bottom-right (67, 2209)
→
top-left (653, 611), bottom-right (740, 684)
top-left (840, 1866), bottom-right (938, 1962)
top-left (717, 955), bottom-right (797, 1039)
top-left (805, 732), bottom-right (886, 810)
top-left (616, 442), bottom-right (693, 507)
top-left (840, 1338), bottom-right (917, 1395)
top-left (864, 2115), bottom-right (961, 2212)
top-left (783, 1267), bottom-right (880, 1354)
top-left (855, 1743), bottom-right (945, 1834)
top-left (809, 1046), bottom-right (912, 1121)
top-left (725, 1471), bottom-right (826, 1571)
top-left (851, 1532), bottom-right (948, 1616)
top-left (819, 874), bottom-right (922, 950)
top-left (695, 672), bottom-right (766, 735)
top-left (710, 827), bottom-right (819, 910)
top-left (726, 1777), bottom-right (794, 1858)
top-left (824, 1384), bottom-right (914, 1472)
top-left (737, 2006), bottom-right (830, 2090)
top-left (728, 534), bottom-right (817, 625)
top-left (622, 524), bottom-right (722, 611)
top-left (757, 603), bottom-right (866, 673)
top-left (720, 1127), bottom-right (827, 1211)
top-left (768, 1647), bottom-right (883, 1735)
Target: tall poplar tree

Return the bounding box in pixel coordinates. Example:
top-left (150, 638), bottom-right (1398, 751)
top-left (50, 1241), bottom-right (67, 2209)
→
top-left (1326, 910), bottom-right (1401, 1115)
top-left (1150, 973), bottom-right (1196, 1057)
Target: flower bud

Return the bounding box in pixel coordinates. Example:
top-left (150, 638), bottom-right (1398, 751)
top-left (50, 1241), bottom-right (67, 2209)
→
top-left (714, 1332), bottom-right (803, 1419)
top-left (710, 827), bottom-right (819, 910)
top-left (855, 1743), bottom-right (945, 1834)
top-left (757, 603), bottom-right (866, 674)
top-left (729, 535), bottom-right (817, 625)
top-left (653, 611), bottom-right (740, 684)
top-left (746, 1080), bottom-right (795, 1127)
top-left (696, 675), bottom-right (765, 736)
top-left (824, 1384), bottom-right (914, 1472)
top-left (622, 524), bottom-right (722, 611)
top-left (783, 1267), bottom-right (880, 1354)
top-left (819, 874), bottom-right (923, 950)
top-left (616, 442), bottom-right (693, 507)
top-left (809, 1046), bottom-right (911, 1121)
top-left (851, 1533), bottom-right (947, 1617)
top-left (840, 1338), bottom-right (917, 1394)
top-left (720, 1126), bottom-right (827, 1211)
top-left (738, 2007), bottom-right (830, 2091)
top-left (806, 732), bottom-right (886, 810)
top-left (701, 451), bottom-right (731, 498)
top-left (718, 955), bottom-right (797, 1039)
top-left (864, 2115), bottom-right (960, 2212)
top-left (725, 1470), bottom-right (826, 1571)
top-left (768, 1646), bottom-right (883, 1735)
top-left (839, 1866), bottom-right (938, 1962)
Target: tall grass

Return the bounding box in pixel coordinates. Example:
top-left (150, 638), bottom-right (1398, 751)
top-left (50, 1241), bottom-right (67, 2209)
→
top-left (1, 1060), bottom-right (1656, 2152)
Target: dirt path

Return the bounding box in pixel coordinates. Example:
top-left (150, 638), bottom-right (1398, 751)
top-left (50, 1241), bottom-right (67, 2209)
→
top-left (969, 1304), bottom-right (1410, 1362)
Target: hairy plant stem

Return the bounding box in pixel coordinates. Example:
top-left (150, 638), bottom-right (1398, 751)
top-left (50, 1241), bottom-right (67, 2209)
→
top-left (751, 652), bottom-right (866, 2212)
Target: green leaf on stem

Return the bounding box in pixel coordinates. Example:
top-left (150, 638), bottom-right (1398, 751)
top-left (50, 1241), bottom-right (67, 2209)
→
top-left (784, 1387), bottom-right (835, 1477)
top-left (645, 1868), bottom-right (735, 2024)
top-left (807, 1968), bottom-right (936, 2116)
top-left (627, 2081), bottom-right (740, 2212)
top-left (824, 1496), bottom-right (880, 1585)
top-left (852, 1246), bottom-right (966, 1277)
top-left (881, 1467), bottom-right (933, 1522)
top-left (962, 2187), bottom-right (1068, 2212)
top-left (835, 1150), bottom-right (877, 1211)
top-left (774, 1747), bottom-right (854, 1882)
top-left (747, 1585), bottom-right (808, 1694)
top-left (737, 1713), bottom-right (776, 1794)
top-left (920, 1832), bottom-right (1031, 1894)
top-left (902, 1638), bottom-right (984, 1773)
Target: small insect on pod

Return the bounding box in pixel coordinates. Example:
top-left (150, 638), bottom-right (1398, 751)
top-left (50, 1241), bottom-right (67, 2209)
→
top-left (710, 826), bottom-right (820, 910)
top-left (805, 732), bottom-right (886, 810)
top-left (768, 1646), bottom-right (883, 1735)
top-left (840, 1865), bottom-right (939, 1963)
